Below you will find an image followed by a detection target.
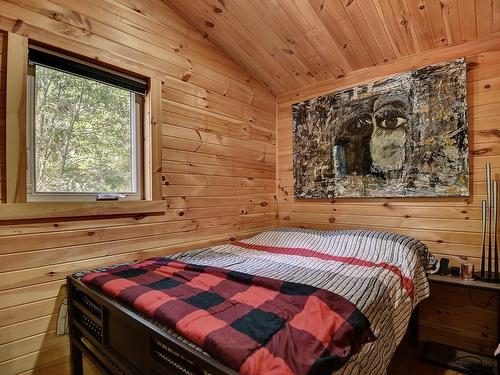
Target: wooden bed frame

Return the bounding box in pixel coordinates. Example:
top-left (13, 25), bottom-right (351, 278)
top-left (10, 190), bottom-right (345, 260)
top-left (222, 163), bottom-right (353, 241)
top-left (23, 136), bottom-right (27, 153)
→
top-left (67, 276), bottom-right (238, 375)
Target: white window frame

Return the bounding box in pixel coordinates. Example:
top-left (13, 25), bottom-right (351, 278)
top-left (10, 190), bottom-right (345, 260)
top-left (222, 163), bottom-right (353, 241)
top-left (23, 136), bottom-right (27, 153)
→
top-left (26, 62), bottom-right (144, 202)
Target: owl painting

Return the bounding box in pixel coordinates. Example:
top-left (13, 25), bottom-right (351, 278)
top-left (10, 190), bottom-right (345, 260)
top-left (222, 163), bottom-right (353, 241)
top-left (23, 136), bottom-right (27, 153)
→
top-left (292, 58), bottom-right (469, 198)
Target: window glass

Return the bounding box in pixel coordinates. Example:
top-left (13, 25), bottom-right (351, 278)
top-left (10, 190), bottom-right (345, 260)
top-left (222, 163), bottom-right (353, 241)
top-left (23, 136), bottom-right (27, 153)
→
top-left (27, 63), bottom-right (142, 200)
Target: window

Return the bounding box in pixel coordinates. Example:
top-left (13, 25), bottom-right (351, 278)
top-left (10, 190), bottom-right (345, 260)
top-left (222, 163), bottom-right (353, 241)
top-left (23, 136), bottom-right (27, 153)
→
top-left (26, 47), bottom-right (147, 202)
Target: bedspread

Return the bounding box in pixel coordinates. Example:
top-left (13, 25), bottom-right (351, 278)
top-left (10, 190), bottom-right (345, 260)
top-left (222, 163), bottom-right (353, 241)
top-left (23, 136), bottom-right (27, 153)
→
top-left (82, 257), bottom-right (374, 375)
top-left (76, 227), bottom-right (435, 374)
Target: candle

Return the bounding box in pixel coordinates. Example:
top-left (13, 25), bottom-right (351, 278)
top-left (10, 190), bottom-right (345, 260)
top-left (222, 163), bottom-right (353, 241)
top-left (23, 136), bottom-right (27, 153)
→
top-left (494, 181), bottom-right (498, 217)
top-left (487, 162), bottom-right (492, 208)
top-left (486, 163), bottom-right (492, 277)
top-left (461, 262), bottom-right (474, 280)
top-left (481, 200), bottom-right (486, 277)
top-left (495, 181), bottom-right (499, 278)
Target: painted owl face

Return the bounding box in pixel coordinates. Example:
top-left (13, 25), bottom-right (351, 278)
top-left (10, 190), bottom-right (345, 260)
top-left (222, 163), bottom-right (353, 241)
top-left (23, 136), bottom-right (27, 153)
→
top-left (332, 92), bottom-right (411, 178)
top-left (370, 95), bottom-right (410, 174)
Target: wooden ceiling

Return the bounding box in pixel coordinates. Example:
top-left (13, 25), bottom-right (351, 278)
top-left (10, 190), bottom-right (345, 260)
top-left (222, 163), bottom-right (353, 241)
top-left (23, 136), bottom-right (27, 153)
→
top-left (164, 0), bottom-right (500, 95)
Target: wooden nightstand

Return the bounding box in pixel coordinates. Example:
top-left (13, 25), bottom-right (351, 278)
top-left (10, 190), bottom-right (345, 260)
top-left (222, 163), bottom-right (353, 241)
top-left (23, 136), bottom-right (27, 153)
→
top-left (427, 274), bottom-right (500, 292)
top-left (418, 274), bottom-right (499, 371)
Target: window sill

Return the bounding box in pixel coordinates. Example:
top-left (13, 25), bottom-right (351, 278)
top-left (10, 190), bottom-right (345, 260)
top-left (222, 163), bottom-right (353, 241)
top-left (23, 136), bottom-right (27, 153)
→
top-left (0, 201), bottom-right (166, 221)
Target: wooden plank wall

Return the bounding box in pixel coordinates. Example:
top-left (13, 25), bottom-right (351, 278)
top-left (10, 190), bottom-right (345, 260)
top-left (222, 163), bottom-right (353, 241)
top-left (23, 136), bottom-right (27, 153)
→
top-left (0, 31), bottom-right (5, 202)
top-left (277, 34), bottom-right (500, 269)
top-left (0, 0), bottom-right (276, 373)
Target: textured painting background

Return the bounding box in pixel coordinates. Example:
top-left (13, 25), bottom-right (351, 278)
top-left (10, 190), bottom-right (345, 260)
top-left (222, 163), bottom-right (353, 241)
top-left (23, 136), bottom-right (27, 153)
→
top-left (292, 58), bottom-right (469, 199)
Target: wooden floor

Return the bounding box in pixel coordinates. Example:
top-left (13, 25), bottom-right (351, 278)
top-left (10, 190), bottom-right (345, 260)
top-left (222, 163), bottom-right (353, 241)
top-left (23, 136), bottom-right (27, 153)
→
top-left (388, 341), bottom-right (466, 375)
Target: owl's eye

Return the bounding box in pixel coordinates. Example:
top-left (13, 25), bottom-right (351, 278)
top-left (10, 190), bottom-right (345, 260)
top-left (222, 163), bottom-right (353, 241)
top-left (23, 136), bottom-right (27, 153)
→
top-left (375, 109), bottom-right (408, 130)
top-left (378, 116), bottom-right (407, 129)
top-left (345, 114), bottom-right (372, 135)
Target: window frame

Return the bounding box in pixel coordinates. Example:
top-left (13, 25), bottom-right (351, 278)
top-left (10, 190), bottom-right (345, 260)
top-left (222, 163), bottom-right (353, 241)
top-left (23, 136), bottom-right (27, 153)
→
top-left (25, 51), bottom-right (145, 202)
top-left (3, 32), bottom-right (163, 219)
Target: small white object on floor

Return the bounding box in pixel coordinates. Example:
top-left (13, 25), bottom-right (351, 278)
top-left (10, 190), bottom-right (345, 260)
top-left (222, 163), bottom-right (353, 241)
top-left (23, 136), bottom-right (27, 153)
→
top-left (495, 343), bottom-right (500, 357)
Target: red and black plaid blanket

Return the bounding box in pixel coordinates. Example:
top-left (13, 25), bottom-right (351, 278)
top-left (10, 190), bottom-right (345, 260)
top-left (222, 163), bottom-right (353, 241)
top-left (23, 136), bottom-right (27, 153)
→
top-left (82, 257), bottom-right (375, 375)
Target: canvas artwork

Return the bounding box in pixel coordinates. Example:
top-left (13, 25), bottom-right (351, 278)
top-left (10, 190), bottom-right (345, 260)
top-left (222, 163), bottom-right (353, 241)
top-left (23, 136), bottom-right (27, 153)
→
top-left (292, 58), bottom-right (469, 199)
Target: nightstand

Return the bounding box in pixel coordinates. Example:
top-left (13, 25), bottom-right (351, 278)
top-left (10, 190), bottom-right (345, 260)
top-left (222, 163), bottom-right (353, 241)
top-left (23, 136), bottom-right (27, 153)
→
top-left (427, 273), bottom-right (500, 292)
top-left (418, 274), bottom-right (499, 373)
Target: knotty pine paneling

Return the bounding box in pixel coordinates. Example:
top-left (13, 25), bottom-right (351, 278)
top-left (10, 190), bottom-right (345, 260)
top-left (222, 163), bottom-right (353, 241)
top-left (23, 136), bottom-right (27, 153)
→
top-left (0, 1), bottom-right (276, 373)
top-left (276, 35), bottom-right (500, 270)
top-left (166, 0), bottom-right (500, 95)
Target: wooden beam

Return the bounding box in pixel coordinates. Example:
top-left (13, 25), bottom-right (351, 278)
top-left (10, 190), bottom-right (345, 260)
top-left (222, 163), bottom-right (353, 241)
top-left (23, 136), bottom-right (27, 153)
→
top-left (0, 201), bottom-right (166, 221)
top-left (6, 32), bottom-right (28, 203)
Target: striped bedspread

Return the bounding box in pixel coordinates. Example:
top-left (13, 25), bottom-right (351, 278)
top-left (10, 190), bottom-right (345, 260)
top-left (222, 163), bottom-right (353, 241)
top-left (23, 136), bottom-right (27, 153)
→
top-left (76, 227), bottom-right (435, 374)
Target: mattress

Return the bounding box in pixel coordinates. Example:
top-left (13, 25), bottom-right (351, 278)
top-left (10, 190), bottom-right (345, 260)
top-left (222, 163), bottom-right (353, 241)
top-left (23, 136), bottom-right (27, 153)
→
top-left (74, 227), bottom-right (435, 374)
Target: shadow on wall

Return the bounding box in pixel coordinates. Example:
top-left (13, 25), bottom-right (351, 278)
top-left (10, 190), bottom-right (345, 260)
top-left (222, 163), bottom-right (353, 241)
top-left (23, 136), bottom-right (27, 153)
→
top-left (32, 285), bottom-right (70, 374)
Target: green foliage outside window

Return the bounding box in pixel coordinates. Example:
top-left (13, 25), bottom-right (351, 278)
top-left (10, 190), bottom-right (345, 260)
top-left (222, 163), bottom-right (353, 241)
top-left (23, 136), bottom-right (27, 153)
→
top-left (33, 65), bottom-right (134, 193)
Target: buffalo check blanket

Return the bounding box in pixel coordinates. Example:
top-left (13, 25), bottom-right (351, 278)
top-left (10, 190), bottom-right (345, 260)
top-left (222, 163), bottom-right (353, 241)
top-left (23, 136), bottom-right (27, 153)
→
top-left (82, 257), bottom-right (375, 375)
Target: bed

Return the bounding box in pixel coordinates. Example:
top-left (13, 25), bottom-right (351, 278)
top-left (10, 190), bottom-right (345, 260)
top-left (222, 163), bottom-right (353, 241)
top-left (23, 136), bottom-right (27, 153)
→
top-left (67, 227), bottom-right (436, 375)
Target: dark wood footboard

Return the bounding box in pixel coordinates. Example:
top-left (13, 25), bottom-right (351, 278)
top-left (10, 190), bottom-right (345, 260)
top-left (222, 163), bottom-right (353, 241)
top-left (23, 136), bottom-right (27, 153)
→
top-left (67, 276), bottom-right (238, 375)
